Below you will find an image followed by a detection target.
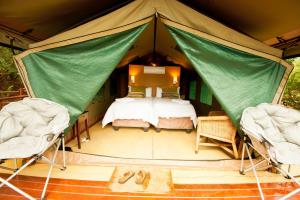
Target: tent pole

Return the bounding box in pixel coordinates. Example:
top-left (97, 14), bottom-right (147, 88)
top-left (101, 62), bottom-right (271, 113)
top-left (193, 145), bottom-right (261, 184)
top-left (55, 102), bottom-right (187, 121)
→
top-left (152, 11), bottom-right (157, 61)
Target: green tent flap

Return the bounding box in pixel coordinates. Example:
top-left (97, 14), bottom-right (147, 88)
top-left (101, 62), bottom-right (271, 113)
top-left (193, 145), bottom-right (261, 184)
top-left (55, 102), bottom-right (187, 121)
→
top-left (22, 24), bottom-right (147, 125)
top-left (189, 80), bottom-right (197, 100)
top-left (167, 26), bottom-right (285, 126)
top-left (200, 83), bottom-right (213, 106)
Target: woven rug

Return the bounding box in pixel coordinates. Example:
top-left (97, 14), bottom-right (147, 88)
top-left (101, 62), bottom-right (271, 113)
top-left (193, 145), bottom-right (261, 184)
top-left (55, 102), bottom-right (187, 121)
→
top-left (108, 166), bottom-right (174, 193)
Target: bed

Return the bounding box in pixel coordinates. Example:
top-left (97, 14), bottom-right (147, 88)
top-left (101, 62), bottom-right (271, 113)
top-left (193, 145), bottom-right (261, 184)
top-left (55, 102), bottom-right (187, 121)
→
top-left (152, 98), bottom-right (196, 132)
top-left (102, 97), bottom-right (154, 131)
top-left (101, 97), bottom-right (197, 132)
top-left (101, 65), bottom-right (196, 132)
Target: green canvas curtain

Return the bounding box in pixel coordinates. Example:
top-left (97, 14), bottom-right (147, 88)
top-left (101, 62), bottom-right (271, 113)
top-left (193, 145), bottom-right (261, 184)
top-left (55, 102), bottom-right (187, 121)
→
top-left (189, 80), bottom-right (197, 100)
top-left (200, 83), bottom-right (213, 106)
top-left (22, 25), bottom-right (147, 125)
top-left (167, 26), bottom-right (285, 126)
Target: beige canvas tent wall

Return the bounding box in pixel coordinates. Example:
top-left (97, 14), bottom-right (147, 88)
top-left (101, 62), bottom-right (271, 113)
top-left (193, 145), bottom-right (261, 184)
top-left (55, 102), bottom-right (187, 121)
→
top-left (0, 28), bottom-right (34, 49)
top-left (13, 0), bottom-right (293, 125)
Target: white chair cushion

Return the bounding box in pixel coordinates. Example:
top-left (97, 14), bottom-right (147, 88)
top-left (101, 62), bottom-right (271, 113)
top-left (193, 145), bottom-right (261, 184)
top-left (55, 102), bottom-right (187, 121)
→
top-left (0, 136), bottom-right (41, 159)
top-left (241, 103), bottom-right (300, 164)
top-left (0, 98), bottom-right (69, 159)
top-left (270, 142), bottom-right (300, 165)
top-left (0, 111), bottom-right (23, 143)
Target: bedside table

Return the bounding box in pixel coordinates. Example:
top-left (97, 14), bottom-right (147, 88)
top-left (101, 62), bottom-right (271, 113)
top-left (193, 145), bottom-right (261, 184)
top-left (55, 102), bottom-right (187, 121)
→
top-left (72, 111), bottom-right (91, 149)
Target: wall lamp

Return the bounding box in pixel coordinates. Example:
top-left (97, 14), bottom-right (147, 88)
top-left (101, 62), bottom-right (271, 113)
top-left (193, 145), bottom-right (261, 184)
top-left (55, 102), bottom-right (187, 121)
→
top-left (173, 76), bottom-right (178, 84)
top-left (130, 75), bottom-right (135, 83)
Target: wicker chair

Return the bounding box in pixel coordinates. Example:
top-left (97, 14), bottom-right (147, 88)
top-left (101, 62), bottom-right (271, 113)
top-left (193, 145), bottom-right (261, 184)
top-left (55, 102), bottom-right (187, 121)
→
top-left (195, 111), bottom-right (238, 159)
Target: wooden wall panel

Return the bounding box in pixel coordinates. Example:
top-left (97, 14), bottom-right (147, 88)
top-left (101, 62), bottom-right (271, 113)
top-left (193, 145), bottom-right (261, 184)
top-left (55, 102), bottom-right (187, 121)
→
top-left (128, 65), bottom-right (180, 88)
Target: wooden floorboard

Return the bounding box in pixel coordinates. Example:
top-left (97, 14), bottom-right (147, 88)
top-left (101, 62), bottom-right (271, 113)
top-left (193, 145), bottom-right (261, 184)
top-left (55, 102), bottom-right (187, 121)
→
top-left (0, 174), bottom-right (299, 200)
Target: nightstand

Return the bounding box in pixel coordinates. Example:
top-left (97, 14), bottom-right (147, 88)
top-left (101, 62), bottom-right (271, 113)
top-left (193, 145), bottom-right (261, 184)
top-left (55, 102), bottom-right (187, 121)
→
top-left (72, 111), bottom-right (90, 149)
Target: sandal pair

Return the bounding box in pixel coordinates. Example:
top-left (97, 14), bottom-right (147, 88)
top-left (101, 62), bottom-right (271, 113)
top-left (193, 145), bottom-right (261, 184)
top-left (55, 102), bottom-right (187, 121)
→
top-left (118, 170), bottom-right (149, 184)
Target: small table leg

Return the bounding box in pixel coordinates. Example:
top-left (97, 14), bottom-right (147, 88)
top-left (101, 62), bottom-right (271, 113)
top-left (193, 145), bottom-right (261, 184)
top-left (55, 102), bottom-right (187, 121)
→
top-left (75, 120), bottom-right (81, 149)
top-left (85, 119), bottom-right (91, 140)
top-left (72, 126), bottom-right (75, 139)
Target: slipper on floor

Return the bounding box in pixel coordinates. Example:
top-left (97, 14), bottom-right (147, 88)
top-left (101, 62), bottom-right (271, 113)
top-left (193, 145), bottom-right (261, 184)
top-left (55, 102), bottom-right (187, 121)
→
top-left (118, 170), bottom-right (135, 184)
top-left (135, 170), bottom-right (149, 185)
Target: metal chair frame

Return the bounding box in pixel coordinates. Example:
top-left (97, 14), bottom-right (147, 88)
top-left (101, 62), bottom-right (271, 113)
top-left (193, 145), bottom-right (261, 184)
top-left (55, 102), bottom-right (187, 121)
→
top-left (0, 133), bottom-right (66, 200)
top-left (240, 132), bottom-right (300, 200)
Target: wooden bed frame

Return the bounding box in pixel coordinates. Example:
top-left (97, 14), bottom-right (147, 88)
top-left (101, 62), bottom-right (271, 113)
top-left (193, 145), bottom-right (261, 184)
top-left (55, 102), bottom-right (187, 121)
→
top-left (156, 117), bottom-right (193, 133)
top-left (112, 119), bottom-right (150, 132)
top-left (112, 117), bottom-right (194, 133)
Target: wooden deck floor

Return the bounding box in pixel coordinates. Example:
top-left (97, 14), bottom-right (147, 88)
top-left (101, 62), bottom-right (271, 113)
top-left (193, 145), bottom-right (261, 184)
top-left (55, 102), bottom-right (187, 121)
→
top-left (0, 174), bottom-right (299, 200)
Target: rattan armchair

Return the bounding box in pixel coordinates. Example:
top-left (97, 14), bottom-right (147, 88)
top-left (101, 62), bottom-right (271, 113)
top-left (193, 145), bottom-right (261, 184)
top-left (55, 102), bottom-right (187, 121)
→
top-left (195, 111), bottom-right (238, 159)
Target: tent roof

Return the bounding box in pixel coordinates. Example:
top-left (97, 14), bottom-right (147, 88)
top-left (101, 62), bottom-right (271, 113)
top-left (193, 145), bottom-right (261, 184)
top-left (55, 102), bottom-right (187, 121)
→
top-left (12, 0), bottom-right (294, 125)
top-left (14, 0), bottom-right (293, 73)
top-left (0, 0), bottom-right (299, 57)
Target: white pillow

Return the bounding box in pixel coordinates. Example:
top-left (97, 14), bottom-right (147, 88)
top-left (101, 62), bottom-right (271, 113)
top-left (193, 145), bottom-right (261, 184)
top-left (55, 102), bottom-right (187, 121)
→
top-left (156, 87), bottom-right (162, 98)
top-left (145, 87), bottom-right (152, 97)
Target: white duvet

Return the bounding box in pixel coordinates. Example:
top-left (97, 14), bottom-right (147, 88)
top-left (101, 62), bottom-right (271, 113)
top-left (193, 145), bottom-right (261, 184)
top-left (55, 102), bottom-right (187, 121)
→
top-left (101, 97), bottom-right (197, 127)
top-left (153, 98), bottom-right (197, 127)
top-left (102, 97), bottom-right (155, 127)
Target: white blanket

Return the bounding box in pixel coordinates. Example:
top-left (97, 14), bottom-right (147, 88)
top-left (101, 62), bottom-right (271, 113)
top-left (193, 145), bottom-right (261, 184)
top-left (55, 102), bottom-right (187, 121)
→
top-left (102, 97), bottom-right (197, 127)
top-left (241, 103), bottom-right (300, 165)
top-left (0, 98), bottom-right (69, 159)
top-left (102, 97), bottom-right (155, 127)
top-left (153, 98), bottom-right (197, 127)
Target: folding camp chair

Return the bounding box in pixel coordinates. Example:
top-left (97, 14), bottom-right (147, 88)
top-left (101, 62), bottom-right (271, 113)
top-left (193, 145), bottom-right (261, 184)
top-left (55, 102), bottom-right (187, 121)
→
top-left (239, 103), bottom-right (300, 200)
top-left (0, 98), bottom-right (69, 200)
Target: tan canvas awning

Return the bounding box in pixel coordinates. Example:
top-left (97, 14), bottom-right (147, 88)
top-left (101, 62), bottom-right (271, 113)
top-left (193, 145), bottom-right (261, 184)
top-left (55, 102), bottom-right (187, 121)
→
top-left (12, 0), bottom-right (293, 107)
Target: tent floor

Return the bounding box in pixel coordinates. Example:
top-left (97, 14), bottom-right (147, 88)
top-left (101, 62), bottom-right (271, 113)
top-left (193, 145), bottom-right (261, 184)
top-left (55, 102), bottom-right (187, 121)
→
top-left (66, 123), bottom-right (232, 161)
top-left (0, 173), bottom-right (299, 200)
top-left (1, 160), bottom-right (298, 185)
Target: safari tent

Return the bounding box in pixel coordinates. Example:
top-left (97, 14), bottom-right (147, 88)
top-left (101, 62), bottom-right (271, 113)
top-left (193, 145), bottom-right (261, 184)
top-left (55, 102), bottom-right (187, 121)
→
top-left (1, 0), bottom-right (300, 199)
top-left (13, 0), bottom-right (293, 127)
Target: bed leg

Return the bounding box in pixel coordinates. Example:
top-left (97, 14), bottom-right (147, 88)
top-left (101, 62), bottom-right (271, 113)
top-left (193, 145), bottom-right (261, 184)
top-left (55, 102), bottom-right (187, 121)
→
top-left (155, 128), bottom-right (161, 133)
top-left (186, 129), bottom-right (193, 134)
top-left (113, 126), bottom-right (119, 131)
top-left (143, 127), bottom-right (149, 132)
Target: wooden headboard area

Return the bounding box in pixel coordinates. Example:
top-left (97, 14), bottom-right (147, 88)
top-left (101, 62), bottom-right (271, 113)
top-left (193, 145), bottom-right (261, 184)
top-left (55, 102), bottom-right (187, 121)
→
top-left (128, 65), bottom-right (180, 90)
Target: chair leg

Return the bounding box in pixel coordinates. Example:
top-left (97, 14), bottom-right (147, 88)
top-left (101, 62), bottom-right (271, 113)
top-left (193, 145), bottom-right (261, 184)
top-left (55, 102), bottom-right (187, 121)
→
top-left (0, 157), bottom-right (36, 188)
top-left (61, 134), bottom-right (66, 170)
top-left (232, 140), bottom-right (238, 159)
top-left (275, 166), bottom-right (300, 200)
top-left (245, 144), bottom-right (265, 200)
top-left (195, 133), bottom-right (200, 154)
top-left (0, 157), bottom-right (37, 200)
top-left (239, 137), bottom-right (246, 174)
top-left (0, 176), bottom-right (35, 200)
top-left (280, 188), bottom-right (300, 200)
top-left (14, 159), bottom-right (18, 169)
top-left (41, 138), bottom-right (62, 200)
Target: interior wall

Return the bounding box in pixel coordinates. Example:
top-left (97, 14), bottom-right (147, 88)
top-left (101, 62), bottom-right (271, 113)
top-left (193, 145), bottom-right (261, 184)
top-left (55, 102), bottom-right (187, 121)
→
top-left (128, 64), bottom-right (180, 89)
